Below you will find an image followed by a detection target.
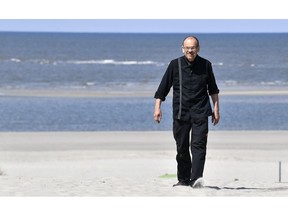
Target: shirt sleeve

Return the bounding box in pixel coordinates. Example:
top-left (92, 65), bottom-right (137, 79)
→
top-left (154, 61), bottom-right (174, 101)
top-left (207, 61), bottom-right (220, 95)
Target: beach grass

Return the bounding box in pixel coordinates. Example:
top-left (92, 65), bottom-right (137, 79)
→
top-left (159, 173), bottom-right (177, 179)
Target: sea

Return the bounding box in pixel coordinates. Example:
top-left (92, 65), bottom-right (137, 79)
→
top-left (0, 32), bottom-right (288, 131)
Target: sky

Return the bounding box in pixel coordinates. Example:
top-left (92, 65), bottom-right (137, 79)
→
top-left (0, 19), bottom-right (288, 33)
top-left (0, 0), bottom-right (287, 33)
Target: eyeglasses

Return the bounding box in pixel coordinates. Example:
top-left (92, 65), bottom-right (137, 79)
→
top-left (182, 46), bottom-right (198, 51)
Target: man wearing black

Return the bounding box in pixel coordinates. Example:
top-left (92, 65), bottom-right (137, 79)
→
top-left (154, 36), bottom-right (220, 187)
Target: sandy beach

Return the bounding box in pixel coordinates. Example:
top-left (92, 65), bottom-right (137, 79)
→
top-left (0, 130), bottom-right (288, 197)
top-left (1, 87), bottom-right (288, 98)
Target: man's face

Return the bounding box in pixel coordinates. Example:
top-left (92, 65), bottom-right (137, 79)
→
top-left (182, 38), bottom-right (200, 62)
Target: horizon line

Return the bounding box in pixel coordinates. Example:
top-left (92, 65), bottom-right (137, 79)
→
top-left (1, 31), bottom-right (288, 34)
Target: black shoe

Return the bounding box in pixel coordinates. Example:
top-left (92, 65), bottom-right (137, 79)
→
top-left (173, 181), bottom-right (190, 187)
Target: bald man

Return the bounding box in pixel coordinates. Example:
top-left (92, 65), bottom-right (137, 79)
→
top-left (154, 36), bottom-right (220, 187)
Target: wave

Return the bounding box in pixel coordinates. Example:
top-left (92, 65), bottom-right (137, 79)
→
top-left (65, 59), bottom-right (164, 66)
top-left (212, 62), bottom-right (224, 66)
top-left (3, 58), bottom-right (164, 66)
top-left (221, 80), bottom-right (288, 87)
top-left (7, 59), bottom-right (281, 69)
top-left (10, 58), bottom-right (22, 62)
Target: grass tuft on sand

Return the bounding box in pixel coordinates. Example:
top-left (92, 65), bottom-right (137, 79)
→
top-left (159, 173), bottom-right (177, 179)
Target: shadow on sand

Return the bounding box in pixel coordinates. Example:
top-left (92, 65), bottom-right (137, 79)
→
top-left (205, 185), bottom-right (288, 191)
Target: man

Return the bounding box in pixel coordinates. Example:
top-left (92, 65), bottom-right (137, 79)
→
top-left (154, 36), bottom-right (220, 187)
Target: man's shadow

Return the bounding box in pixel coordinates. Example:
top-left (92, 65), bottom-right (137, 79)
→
top-left (205, 185), bottom-right (288, 191)
top-left (205, 186), bottom-right (259, 190)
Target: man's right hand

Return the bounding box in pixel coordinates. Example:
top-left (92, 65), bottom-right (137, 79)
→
top-left (154, 109), bottom-right (162, 123)
top-left (154, 99), bottom-right (162, 123)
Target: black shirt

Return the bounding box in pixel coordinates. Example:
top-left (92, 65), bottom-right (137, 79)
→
top-left (154, 55), bottom-right (219, 121)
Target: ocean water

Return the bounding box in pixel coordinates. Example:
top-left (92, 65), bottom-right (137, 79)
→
top-left (0, 32), bottom-right (287, 131)
top-left (0, 95), bottom-right (288, 131)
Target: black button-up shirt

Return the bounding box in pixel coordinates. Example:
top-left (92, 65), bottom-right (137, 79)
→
top-left (154, 55), bottom-right (219, 121)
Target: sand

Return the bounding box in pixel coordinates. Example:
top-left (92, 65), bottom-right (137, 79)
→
top-left (1, 130), bottom-right (288, 197)
top-left (1, 87), bottom-right (288, 98)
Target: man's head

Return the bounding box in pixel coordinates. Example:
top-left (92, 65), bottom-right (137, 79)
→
top-left (182, 36), bottom-right (200, 62)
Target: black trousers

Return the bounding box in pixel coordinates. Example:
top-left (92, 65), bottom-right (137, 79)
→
top-left (173, 117), bottom-right (209, 183)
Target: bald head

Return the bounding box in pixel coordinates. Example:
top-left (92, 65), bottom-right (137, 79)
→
top-left (182, 36), bottom-right (200, 48)
top-left (181, 36), bottom-right (200, 62)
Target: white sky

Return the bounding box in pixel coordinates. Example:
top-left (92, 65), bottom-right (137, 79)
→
top-left (0, 0), bottom-right (287, 33)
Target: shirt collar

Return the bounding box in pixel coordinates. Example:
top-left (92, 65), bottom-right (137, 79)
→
top-left (183, 55), bottom-right (198, 68)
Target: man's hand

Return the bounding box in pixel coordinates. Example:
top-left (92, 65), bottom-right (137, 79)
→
top-left (154, 99), bottom-right (162, 123)
top-left (154, 108), bottom-right (162, 123)
top-left (212, 112), bottom-right (220, 126)
top-left (211, 94), bottom-right (220, 126)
